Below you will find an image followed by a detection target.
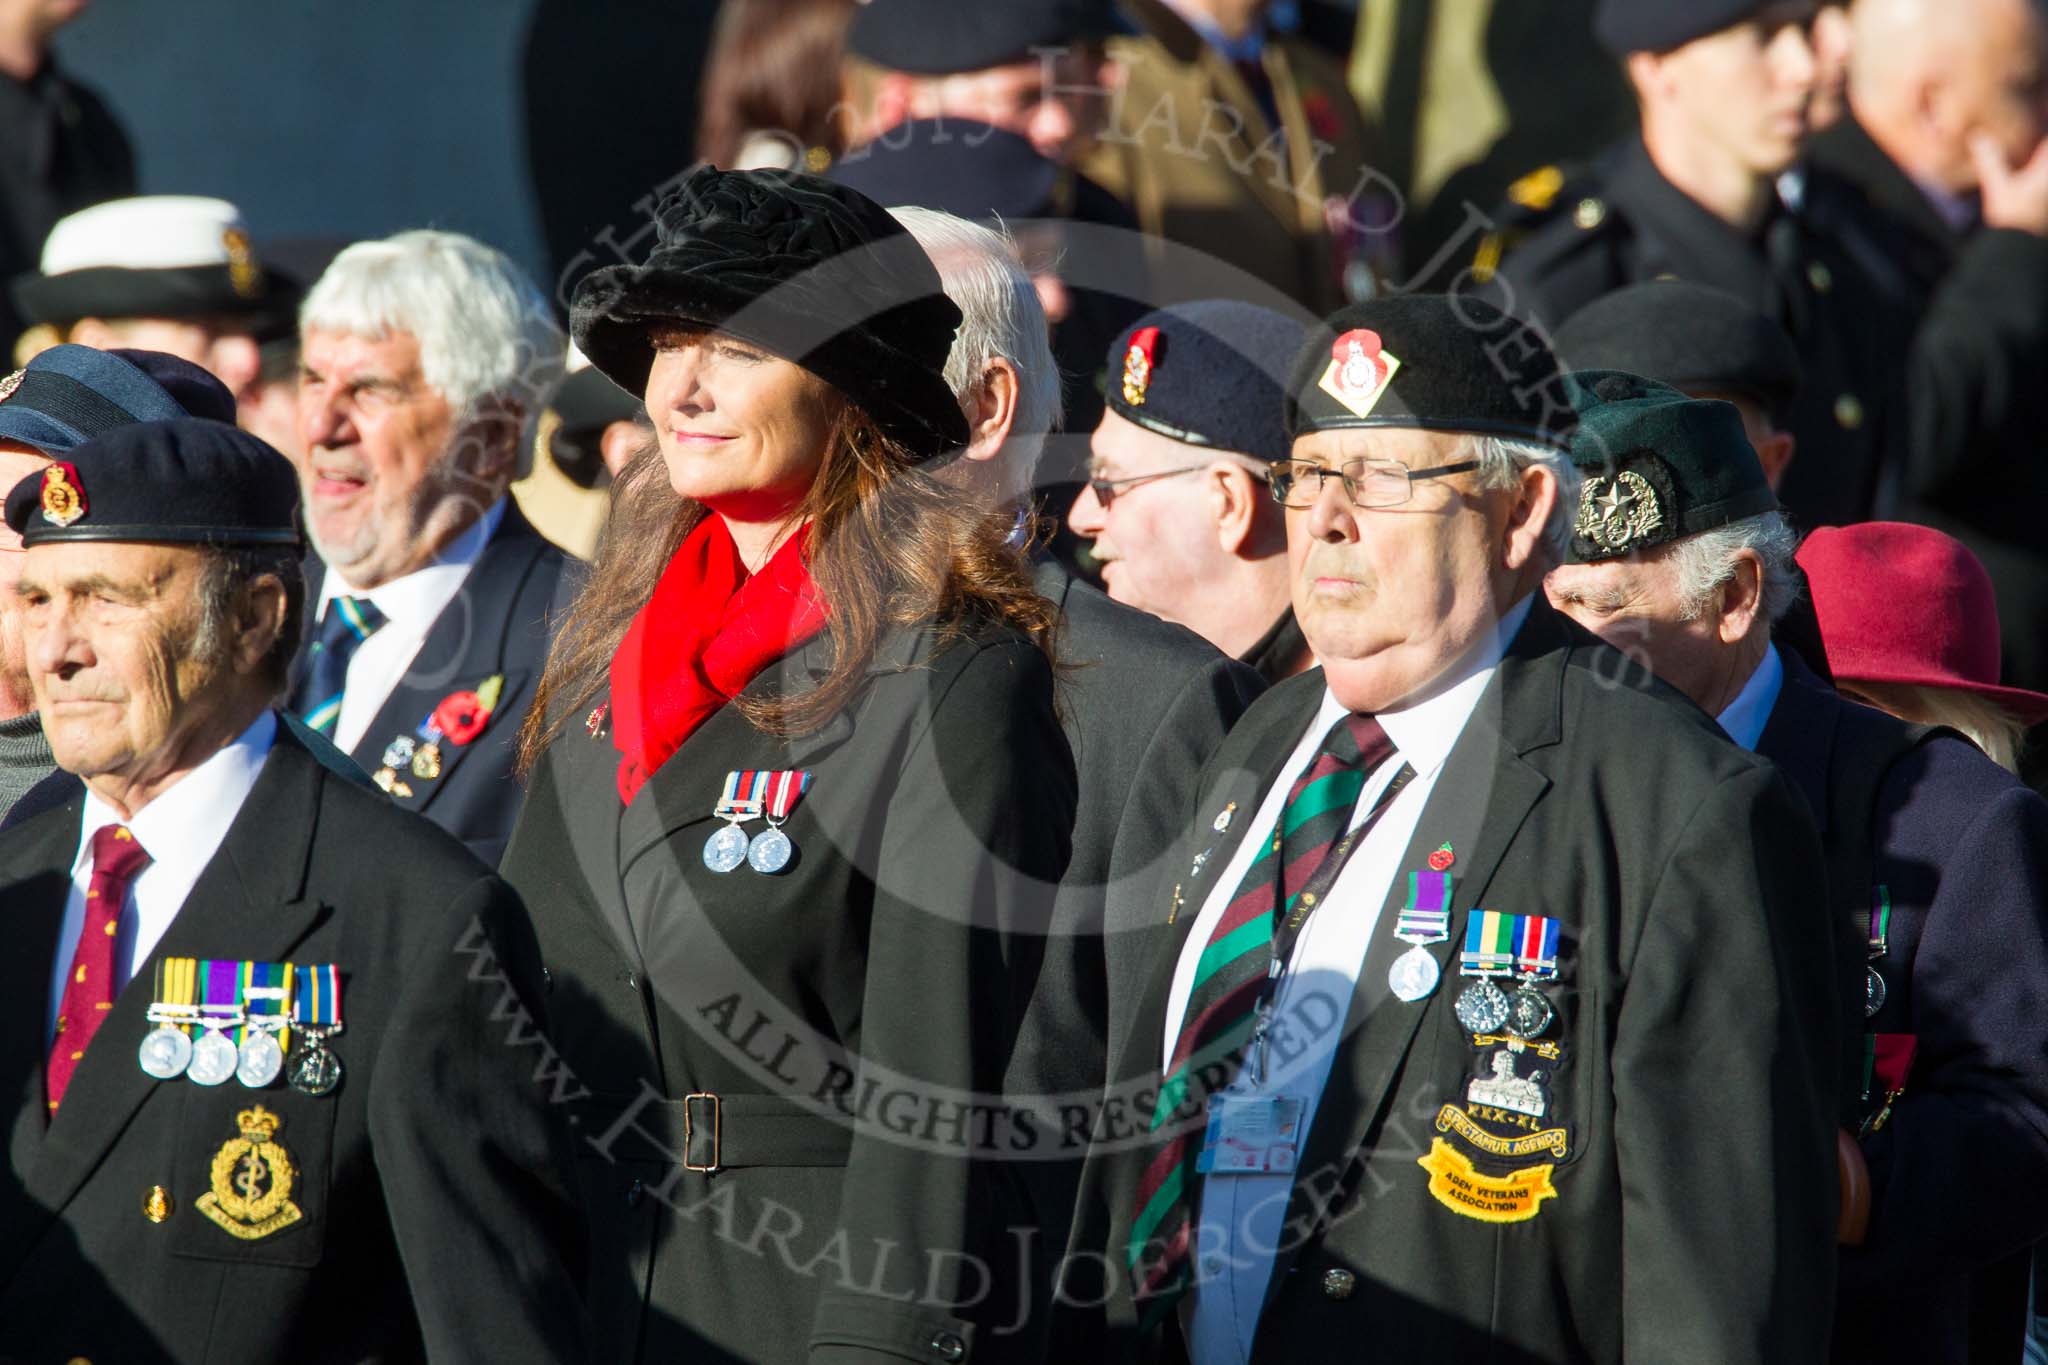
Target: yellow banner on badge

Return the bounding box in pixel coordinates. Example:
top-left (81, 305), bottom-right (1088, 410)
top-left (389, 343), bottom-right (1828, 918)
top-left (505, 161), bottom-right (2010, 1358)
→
top-left (1417, 1136), bottom-right (1557, 1223)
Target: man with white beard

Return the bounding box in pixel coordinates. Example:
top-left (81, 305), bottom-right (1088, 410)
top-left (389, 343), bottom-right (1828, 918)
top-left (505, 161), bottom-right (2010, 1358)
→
top-left (286, 229), bottom-right (574, 865)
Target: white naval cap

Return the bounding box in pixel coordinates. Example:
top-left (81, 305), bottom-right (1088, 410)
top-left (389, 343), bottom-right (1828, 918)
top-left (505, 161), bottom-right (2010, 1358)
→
top-left (13, 195), bottom-right (280, 327)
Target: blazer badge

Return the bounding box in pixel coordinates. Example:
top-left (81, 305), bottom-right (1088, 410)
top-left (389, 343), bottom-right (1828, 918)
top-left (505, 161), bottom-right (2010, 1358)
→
top-left (196, 1104), bottom-right (304, 1241)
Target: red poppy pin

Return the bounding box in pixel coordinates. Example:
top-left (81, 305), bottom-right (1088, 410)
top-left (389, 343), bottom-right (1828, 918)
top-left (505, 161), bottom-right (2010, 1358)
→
top-left (1427, 842), bottom-right (1455, 872)
top-left (432, 673), bottom-right (505, 747)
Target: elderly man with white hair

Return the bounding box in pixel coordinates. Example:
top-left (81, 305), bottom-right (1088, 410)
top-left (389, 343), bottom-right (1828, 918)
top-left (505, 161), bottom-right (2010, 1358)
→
top-left (893, 208), bottom-right (1263, 1330)
top-left (287, 228), bottom-right (572, 865)
top-left (1061, 298), bottom-right (1841, 1365)
top-left (1545, 370), bottom-right (2048, 1365)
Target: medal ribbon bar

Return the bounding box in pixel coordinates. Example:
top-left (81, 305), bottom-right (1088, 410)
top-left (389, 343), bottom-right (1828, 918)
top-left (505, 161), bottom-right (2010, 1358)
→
top-left (293, 963), bottom-right (342, 1028)
top-left (1868, 885), bottom-right (1891, 959)
top-left (714, 770), bottom-right (770, 820)
top-left (149, 956), bottom-right (202, 1028)
top-left (1514, 915), bottom-right (1561, 980)
top-left (763, 769), bottom-right (812, 821)
top-left (1395, 870), bottom-right (1452, 942)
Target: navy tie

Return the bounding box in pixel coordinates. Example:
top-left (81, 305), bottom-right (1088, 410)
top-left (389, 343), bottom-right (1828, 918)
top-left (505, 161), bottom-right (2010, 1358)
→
top-left (300, 596), bottom-right (385, 736)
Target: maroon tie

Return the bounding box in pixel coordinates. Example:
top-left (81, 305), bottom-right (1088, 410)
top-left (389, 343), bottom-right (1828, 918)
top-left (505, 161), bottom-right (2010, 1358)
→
top-left (47, 824), bottom-right (153, 1113)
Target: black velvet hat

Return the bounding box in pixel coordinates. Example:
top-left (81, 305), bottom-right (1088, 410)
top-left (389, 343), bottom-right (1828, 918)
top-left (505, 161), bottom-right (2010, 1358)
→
top-left (4, 418), bottom-right (301, 549)
top-left (1284, 294), bottom-right (1576, 449)
top-left (571, 166), bottom-right (971, 464)
top-left (1561, 370), bottom-right (1778, 563)
top-left (1554, 280), bottom-right (1803, 420)
top-left (848, 0), bottom-right (1115, 74)
top-left (1105, 301), bottom-right (1306, 462)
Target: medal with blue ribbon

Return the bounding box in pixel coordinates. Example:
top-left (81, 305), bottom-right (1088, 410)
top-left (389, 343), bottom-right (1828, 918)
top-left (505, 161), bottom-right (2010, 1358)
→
top-left (288, 964), bottom-right (344, 1096)
top-left (704, 770), bottom-right (769, 873)
top-left (1506, 914), bottom-right (1562, 1039)
top-left (1388, 870), bottom-right (1453, 1002)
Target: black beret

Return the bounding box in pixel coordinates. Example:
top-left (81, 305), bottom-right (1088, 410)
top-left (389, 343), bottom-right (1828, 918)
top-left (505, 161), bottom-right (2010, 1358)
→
top-left (0, 345), bottom-right (234, 453)
top-left (1554, 280), bottom-right (1802, 419)
top-left (4, 418), bottom-right (301, 549)
top-left (1105, 301), bottom-right (1306, 463)
top-left (848, 0), bottom-right (1114, 74)
top-left (1593, 0), bottom-right (1775, 55)
top-left (829, 120), bottom-right (1060, 221)
top-left (1562, 370), bottom-right (1778, 563)
top-left (571, 166), bottom-right (970, 464)
top-left (1285, 293), bottom-right (1576, 449)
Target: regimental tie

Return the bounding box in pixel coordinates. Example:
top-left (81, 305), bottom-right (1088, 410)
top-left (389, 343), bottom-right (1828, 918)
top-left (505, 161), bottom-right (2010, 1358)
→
top-left (1128, 713), bottom-right (1412, 1324)
top-left (47, 824), bottom-right (153, 1113)
top-left (299, 595), bottom-right (386, 736)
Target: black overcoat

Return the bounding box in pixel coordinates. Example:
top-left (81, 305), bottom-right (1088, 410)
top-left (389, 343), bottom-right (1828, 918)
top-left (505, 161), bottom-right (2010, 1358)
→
top-left (1056, 600), bottom-right (1843, 1364)
top-left (501, 618), bottom-right (1076, 1364)
top-left (0, 721), bottom-right (590, 1363)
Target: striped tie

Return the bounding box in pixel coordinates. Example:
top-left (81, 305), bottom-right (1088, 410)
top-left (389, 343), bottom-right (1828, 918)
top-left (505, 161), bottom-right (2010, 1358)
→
top-left (1128, 712), bottom-right (1400, 1324)
top-left (299, 595), bottom-right (385, 736)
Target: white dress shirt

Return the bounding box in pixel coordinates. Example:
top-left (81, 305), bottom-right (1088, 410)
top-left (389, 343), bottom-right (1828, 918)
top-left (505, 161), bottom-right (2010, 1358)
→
top-left (46, 710), bottom-right (278, 1045)
top-left (314, 497), bottom-right (504, 754)
top-left (1165, 596), bottom-right (1532, 1365)
top-left (1714, 643), bottom-right (1784, 752)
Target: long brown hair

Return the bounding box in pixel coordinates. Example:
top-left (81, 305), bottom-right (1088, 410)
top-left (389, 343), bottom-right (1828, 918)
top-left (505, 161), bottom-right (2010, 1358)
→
top-left (518, 401), bottom-right (1058, 771)
top-left (695, 0), bottom-right (857, 170)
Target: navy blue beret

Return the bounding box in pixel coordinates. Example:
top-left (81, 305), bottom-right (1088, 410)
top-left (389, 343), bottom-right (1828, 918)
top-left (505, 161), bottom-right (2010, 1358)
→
top-left (1105, 300), bottom-right (1306, 463)
top-left (829, 120), bottom-right (1060, 221)
top-left (1284, 294), bottom-right (1576, 448)
top-left (1594, 0), bottom-right (1777, 55)
top-left (4, 418), bottom-right (300, 549)
top-left (848, 0), bottom-right (1114, 73)
top-left (0, 345), bottom-right (235, 453)
top-left (1554, 280), bottom-right (1803, 419)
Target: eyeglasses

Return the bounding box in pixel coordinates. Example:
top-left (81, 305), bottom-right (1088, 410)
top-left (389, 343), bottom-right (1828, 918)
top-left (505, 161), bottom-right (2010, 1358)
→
top-left (1269, 457), bottom-right (1481, 509)
top-left (1084, 466), bottom-right (1207, 508)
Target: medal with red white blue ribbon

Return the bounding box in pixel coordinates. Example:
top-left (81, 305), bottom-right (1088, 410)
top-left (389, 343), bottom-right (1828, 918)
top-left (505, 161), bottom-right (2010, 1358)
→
top-left (746, 770), bottom-right (812, 874)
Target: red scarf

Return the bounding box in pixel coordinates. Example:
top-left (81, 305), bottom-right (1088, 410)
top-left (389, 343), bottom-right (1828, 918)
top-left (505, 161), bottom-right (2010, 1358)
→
top-left (609, 516), bottom-right (830, 803)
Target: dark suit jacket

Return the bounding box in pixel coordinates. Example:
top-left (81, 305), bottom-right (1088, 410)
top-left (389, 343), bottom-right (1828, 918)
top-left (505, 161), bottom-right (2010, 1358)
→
top-left (290, 501), bottom-right (577, 869)
top-left (501, 619), bottom-right (1075, 1364)
top-left (1009, 562), bottom-right (1263, 1354)
top-left (1758, 651), bottom-right (2048, 1364)
top-left (1805, 113), bottom-right (2048, 704)
top-left (1058, 600), bottom-right (1842, 1364)
top-left (0, 722), bottom-right (588, 1363)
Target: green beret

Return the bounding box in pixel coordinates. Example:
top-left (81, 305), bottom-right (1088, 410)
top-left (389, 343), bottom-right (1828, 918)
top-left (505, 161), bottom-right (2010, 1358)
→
top-left (1562, 370), bottom-right (1778, 563)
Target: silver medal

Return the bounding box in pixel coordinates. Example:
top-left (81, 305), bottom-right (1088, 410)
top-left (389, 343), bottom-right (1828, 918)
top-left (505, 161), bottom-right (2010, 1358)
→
top-left (1505, 982), bottom-right (1556, 1039)
top-left (1453, 978), bottom-right (1511, 1034)
top-left (236, 1031), bottom-right (284, 1088)
top-left (1865, 965), bottom-right (1887, 1017)
top-left (138, 1025), bottom-right (193, 1080)
top-left (702, 823), bottom-right (749, 873)
top-left (747, 826), bottom-right (793, 874)
top-left (185, 1029), bottom-right (239, 1086)
top-left (288, 1041), bottom-right (343, 1096)
top-left (1387, 946), bottom-right (1441, 1002)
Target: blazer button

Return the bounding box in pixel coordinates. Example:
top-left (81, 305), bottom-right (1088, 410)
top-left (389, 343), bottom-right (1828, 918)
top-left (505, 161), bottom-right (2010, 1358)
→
top-left (928, 1330), bottom-right (966, 1362)
top-left (625, 1178), bottom-right (644, 1208)
top-left (1321, 1267), bottom-right (1357, 1300)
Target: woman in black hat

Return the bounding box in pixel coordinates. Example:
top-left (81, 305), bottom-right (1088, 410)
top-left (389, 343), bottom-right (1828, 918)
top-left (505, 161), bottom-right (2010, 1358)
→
top-left (504, 168), bottom-right (1074, 1362)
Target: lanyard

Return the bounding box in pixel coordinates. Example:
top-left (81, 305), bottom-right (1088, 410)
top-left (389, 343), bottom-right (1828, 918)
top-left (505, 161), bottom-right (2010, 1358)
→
top-left (1247, 758), bottom-right (1417, 1084)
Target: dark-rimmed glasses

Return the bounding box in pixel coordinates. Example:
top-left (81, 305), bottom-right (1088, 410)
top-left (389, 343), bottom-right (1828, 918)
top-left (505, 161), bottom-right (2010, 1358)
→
top-left (1269, 457), bottom-right (1481, 509)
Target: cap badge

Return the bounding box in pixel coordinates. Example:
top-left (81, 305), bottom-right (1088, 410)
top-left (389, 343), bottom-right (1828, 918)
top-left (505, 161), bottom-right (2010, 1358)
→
top-left (1122, 326), bottom-right (1161, 407)
top-left (222, 226), bottom-right (262, 300)
top-left (0, 369), bottom-right (22, 404)
top-left (1318, 328), bottom-right (1401, 420)
top-left (1574, 470), bottom-right (1663, 554)
top-left (40, 462), bottom-right (88, 528)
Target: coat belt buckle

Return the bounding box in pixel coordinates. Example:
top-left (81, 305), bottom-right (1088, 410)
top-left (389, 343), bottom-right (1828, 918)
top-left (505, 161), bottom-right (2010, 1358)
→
top-left (683, 1092), bottom-right (722, 1172)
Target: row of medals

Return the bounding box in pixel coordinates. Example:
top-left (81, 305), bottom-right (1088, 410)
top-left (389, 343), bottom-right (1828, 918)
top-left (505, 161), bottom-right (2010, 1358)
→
top-left (138, 1010), bottom-right (343, 1095)
top-left (1388, 944), bottom-right (1555, 1039)
top-left (703, 817), bottom-right (795, 875)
